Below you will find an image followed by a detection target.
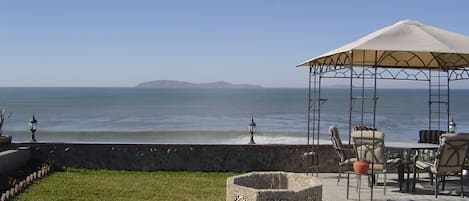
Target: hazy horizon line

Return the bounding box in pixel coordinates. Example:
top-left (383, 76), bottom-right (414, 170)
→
top-left (0, 86), bottom-right (468, 90)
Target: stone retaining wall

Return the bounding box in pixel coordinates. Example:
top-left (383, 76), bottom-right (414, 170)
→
top-left (17, 143), bottom-right (340, 173)
top-left (0, 147), bottom-right (30, 175)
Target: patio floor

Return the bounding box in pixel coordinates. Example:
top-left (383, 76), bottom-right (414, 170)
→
top-left (315, 172), bottom-right (468, 201)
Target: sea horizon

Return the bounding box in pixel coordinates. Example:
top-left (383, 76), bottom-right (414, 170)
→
top-left (2, 86), bottom-right (469, 89)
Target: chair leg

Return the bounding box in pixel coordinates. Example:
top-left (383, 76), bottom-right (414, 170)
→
top-left (399, 161), bottom-right (404, 192)
top-left (384, 173), bottom-right (387, 195)
top-left (376, 174), bottom-right (379, 187)
top-left (430, 173), bottom-right (434, 185)
top-left (352, 173), bottom-right (360, 192)
top-left (442, 175), bottom-right (446, 191)
top-left (337, 166), bottom-right (341, 185)
top-left (346, 172), bottom-right (350, 199)
top-left (461, 172), bottom-right (464, 198)
top-left (435, 174), bottom-right (439, 198)
top-left (358, 174), bottom-right (362, 200)
top-left (413, 167), bottom-right (417, 192)
top-left (368, 174), bottom-right (376, 187)
top-left (367, 174), bottom-right (372, 187)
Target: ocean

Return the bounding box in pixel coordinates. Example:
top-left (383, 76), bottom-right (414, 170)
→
top-left (0, 87), bottom-right (468, 144)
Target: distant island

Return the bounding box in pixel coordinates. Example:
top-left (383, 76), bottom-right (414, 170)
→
top-left (136, 80), bottom-right (262, 89)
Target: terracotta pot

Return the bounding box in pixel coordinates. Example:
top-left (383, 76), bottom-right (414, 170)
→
top-left (353, 161), bottom-right (369, 174)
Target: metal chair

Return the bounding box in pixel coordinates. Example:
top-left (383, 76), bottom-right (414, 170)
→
top-left (351, 130), bottom-right (403, 194)
top-left (413, 133), bottom-right (469, 198)
top-left (328, 126), bottom-right (356, 184)
top-left (415, 130), bottom-right (444, 183)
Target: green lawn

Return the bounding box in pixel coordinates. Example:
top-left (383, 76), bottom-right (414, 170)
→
top-left (13, 168), bottom-right (237, 201)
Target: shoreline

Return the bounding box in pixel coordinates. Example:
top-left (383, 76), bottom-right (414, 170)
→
top-left (5, 130), bottom-right (322, 145)
top-left (4, 129), bottom-right (428, 144)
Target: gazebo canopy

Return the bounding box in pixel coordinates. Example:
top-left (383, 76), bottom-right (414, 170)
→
top-left (297, 19), bottom-right (469, 69)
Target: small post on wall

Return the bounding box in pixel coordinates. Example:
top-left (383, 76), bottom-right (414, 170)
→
top-left (29, 114), bottom-right (38, 142)
top-left (248, 116), bottom-right (256, 144)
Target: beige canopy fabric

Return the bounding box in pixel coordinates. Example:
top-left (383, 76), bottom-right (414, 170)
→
top-left (297, 19), bottom-right (469, 69)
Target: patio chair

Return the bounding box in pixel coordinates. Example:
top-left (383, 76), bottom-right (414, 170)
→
top-left (351, 130), bottom-right (403, 194)
top-left (415, 130), bottom-right (444, 182)
top-left (328, 126), bottom-right (356, 185)
top-left (413, 133), bottom-right (469, 198)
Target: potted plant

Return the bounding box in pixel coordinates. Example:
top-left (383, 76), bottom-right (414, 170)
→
top-left (353, 160), bottom-right (369, 174)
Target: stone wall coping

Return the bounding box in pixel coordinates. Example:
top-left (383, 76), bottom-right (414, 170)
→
top-left (15, 142), bottom-right (333, 147)
top-left (0, 149), bottom-right (18, 156)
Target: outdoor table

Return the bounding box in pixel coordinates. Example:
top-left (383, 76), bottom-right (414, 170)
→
top-left (385, 142), bottom-right (439, 192)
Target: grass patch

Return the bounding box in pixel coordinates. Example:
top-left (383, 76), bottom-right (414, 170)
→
top-left (13, 168), bottom-right (238, 201)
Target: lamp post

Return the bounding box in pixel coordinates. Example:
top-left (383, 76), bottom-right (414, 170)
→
top-left (449, 117), bottom-right (456, 133)
top-left (248, 116), bottom-right (256, 144)
top-left (29, 114), bottom-right (38, 142)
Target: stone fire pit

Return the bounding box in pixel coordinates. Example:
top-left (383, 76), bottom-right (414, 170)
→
top-left (226, 171), bottom-right (322, 201)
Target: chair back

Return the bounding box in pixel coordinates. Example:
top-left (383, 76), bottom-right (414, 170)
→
top-left (435, 133), bottom-right (469, 174)
top-left (351, 130), bottom-right (386, 165)
top-left (418, 130), bottom-right (444, 144)
top-left (328, 126), bottom-right (347, 162)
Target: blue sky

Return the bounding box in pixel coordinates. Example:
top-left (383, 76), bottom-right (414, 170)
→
top-left (1, 0), bottom-right (469, 88)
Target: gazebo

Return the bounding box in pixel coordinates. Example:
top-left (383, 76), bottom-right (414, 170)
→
top-left (297, 19), bottom-right (469, 198)
top-left (297, 19), bottom-right (469, 145)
